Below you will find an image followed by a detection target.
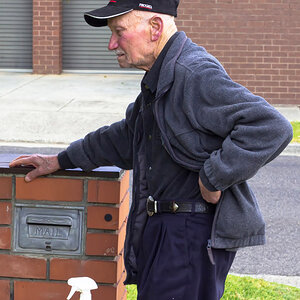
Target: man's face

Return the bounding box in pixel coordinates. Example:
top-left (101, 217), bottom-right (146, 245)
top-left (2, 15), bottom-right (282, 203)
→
top-left (107, 12), bottom-right (154, 71)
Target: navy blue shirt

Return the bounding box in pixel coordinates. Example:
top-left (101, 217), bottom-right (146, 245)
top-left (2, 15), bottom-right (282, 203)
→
top-left (139, 33), bottom-right (205, 202)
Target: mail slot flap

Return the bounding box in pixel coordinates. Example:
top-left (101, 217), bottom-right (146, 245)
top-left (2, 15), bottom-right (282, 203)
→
top-left (26, 215), bottom-right (72, 226)
top-left (14, 205), bottom-right (84, 255)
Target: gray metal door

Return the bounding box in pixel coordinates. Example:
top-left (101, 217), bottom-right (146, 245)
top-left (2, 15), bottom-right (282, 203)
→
top-left (62, 0), bottom-right (121, 71)
top-left (0, 0), bottom-right (32, 69)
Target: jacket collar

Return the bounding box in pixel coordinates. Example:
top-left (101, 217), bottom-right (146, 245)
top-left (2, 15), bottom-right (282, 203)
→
top-left (156, 31), bottom-right (188, 97)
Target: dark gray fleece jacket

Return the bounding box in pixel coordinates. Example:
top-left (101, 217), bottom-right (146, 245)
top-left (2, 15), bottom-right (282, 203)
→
top-left (63, 32), bottom-right (293, 284)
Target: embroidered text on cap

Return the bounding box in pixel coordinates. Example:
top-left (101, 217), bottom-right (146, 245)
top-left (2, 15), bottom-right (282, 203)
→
top-left (139, 3), bottom-right (153, 10)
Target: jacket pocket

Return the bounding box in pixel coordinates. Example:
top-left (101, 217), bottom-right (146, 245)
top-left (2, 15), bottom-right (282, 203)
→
top-left (211, 182), bottom-right (265, 249)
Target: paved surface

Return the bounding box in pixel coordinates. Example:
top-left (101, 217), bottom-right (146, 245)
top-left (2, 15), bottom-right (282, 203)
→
top-left (0, 71), bottom-right (299, 289)
top-left (0, 72), bottom-right (143, 146)
top-left (230, 155), bottom-right (300, 288)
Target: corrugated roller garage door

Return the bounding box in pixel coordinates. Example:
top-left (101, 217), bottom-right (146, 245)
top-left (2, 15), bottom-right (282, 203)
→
top-left (63, 0), bottom-right (121, 71)
top-left (0, 0), bottom-right (32, 69)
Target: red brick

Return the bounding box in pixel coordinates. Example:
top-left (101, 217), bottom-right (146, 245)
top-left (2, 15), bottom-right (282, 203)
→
top-left (50, 255), bottom-right (123, 284)
top-left (87, 193), bottom-right (129, 230)
top-left (115, 271), bottom-right (127, 300)
top-left (0, 280), bottom-right (10, 300)
top-left (0, 227), bottom-right (11, 249)
top-left (16, 177), bottom-right (83, 202)
top-left (41, 272), bottom-right (127, 300)
top-left (14, 281), bottom-right (69, 300)
top-left (0, 202), bottom-right (12, 224)
top-left (119, 171), bottom-right (130, 202)
top-left (86, 221), bottom-right (126, 256)
top-left (88, 171), bottom-right (130, 204)
top-left (92, 273), bottom-right (126, 300)
top-left (88, 180), bottom-right (120, 204)
top-left (118, 271), bottom-right (127, 300)
top-left (176, 0), bottom-right (300, 106)
top-left (86, 232), bottom-right (117, 257)
top-left (94, 285), bottom-right (116, 300)
top-left (0, 177), bottom-right (12, 199)
top-left (0, 254), bottom-right (46, 279)
top-left (33, 0), bottom-right (62, 74)
top-left (13, 281), bottom-right (120, 300)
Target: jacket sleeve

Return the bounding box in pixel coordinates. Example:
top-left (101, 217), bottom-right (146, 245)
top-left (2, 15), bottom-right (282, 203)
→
top-left (184, 62), bottom-right (293, 191)
top-left (63, 97), bottom-right (140, 171)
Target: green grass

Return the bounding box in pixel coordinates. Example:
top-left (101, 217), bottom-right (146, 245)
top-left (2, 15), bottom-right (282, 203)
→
top-left (291, 122), bottom-right (300, 143)
top-left (221, 275), bottom-right (300, 300)
top-left (126, 285), bottom-right (138, 300)
top-left (126, 275), bottom-right (300, 300)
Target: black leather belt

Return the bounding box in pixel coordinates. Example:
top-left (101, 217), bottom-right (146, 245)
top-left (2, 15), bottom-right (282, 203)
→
top-left (146, 196), bottom-right (215, 216)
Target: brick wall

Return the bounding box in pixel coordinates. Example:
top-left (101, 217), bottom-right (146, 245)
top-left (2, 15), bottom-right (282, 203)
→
top-left (32, 0), bottom-right (62, 74)
top-left (0, 159), bottom-right (129, 300)
top-left (176, 0), bottom-right (300, 105)
top-left (30, 0), bottom-right (300, 105)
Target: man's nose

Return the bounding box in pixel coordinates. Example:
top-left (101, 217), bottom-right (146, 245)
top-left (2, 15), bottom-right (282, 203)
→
top-left (108, 34), bottom-right (118, 50)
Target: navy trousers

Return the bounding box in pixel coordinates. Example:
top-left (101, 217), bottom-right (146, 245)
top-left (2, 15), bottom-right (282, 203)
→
top-left (136, 212), bottom-right (236, 300)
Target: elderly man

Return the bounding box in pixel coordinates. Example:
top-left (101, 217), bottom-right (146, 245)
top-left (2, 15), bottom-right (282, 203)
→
top-left (10, 0), bottom-right (293, 299)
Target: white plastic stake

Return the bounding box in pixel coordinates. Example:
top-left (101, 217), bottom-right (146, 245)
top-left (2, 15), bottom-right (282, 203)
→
top-left (67, 277), bottom-right (98, 300)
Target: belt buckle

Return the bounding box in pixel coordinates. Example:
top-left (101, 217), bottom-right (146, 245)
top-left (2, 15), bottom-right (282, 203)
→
top-left (146, 196), bottom-right (157, 216)
top-left (170, 201), bottom-right (179, 213)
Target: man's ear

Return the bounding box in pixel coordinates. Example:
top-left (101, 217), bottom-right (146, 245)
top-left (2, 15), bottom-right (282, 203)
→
top-left (149, 16), bottom-right (163, 41)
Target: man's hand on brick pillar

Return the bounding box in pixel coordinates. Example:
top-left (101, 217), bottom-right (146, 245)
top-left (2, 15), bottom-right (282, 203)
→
top-left (9, 154), bottom-right (60, 182)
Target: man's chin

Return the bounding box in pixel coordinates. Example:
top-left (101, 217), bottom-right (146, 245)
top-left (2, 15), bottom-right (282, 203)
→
top-left (118, 63), bottom-right (134, 69)
top-left (117, 60), bottom-right (133, 69)
top-left (116, 56), bottom-right (129, 68)
top-left (117, 58), bottom-right (144, 70)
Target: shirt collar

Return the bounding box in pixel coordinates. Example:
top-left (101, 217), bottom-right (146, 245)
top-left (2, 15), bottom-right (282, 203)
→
top-left (142, 32), bottom-right (180, 94)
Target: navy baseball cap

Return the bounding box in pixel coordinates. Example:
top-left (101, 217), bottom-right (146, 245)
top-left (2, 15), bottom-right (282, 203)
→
top-left (84, 0), bottom-right (179, 27)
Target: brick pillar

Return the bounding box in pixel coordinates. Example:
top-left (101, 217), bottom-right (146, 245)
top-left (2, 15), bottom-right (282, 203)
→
top-left (0, 154), bottom-right (129, 300)
top-left (32, 0), bottom-right (62, 74)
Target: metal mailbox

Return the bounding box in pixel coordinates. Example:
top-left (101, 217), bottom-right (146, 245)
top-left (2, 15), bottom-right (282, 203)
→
top-left (14, 204), bottom-right (84, 255)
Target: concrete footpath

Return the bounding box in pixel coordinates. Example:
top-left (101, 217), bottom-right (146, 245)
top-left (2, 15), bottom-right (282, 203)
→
top-left (0, 71), bottom-right (299, 289)
top-left (0, 71), bottom-right (299, 152)
top-left (0, 72), bottom-right (143, 148)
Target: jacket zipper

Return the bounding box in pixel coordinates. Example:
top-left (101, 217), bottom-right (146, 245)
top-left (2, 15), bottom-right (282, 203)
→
top-left (210, 192), bottom-right (223, 248)
top-left (207, 239), bottom-right (216, 265)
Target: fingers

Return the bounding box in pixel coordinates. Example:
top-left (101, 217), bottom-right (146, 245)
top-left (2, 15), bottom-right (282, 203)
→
top-left (198, 178), bottom-right (221, 204)
top-left (9, 155), bottom-right (37, 168)
top-left (9, 154), bottom-right (60, 182)
top-left (203, 191), bottom-right (221, 204)
top-left (24, 168), bottom-right (42, 182)
top-left (9, 155), bottom-right (42, 182)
